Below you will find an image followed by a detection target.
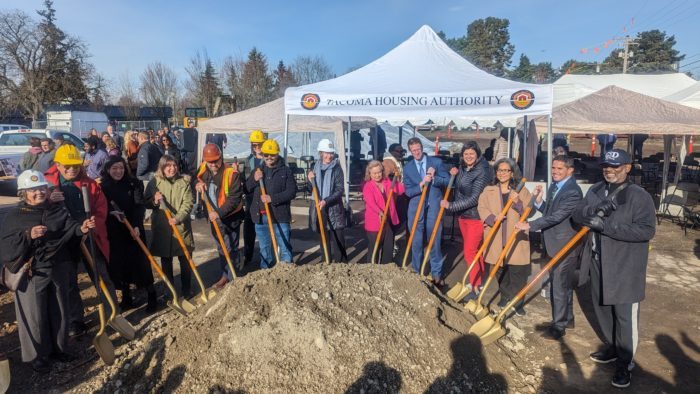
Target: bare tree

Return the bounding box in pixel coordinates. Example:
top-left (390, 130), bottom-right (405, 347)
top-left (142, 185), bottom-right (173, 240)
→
top-left (0, 5), bottom-right (92, 120)
top-left (291, 55), bottom-right (334, 85)
top-left (117, 71), bottom-right (142, 120)
top-left (139, 61), bottom-right (178, 119)
top-left (185, 49), bottom-right (221, 116)
top-left (221, 55), bottom-right (245, 112)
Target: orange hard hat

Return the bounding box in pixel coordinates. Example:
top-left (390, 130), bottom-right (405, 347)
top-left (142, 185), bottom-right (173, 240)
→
top-left (203, 143), bottom-right (222, 162)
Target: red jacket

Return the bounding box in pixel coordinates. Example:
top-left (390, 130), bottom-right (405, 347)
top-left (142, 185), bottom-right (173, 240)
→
top-left (44, 164), bottom-right (110, 261)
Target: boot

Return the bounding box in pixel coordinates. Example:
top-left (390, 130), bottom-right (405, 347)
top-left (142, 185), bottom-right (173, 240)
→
top-left (119, 287), bottom-right (134, 311)
top-left (145, 287), bottom-right (158, 314)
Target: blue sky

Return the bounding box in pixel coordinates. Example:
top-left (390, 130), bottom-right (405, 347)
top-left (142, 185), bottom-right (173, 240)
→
top-left (3, 0), bottom-right (700, 85)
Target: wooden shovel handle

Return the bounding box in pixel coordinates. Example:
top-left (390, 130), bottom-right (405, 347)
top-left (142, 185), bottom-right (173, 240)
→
top-left (200, 191), bottom-right (237, 279)
top-left (259, 178), bottom-right (281, 264)
top-left (79, 242), bottom-right (117, 322)
top-left (372, 170), bottom-right (399, 264)
top-left (496, 226), bottom-right (590, 323)
top-left (311, 181), bottom-right (331, 264)
top-left (476, 203), bottom-right (534, 304)
top-left (402, 182), bottom-right (429, 268)
top-left (420, 173), bottom-right (456, 277)
top-left (164, 209), bottom-right (208, 296)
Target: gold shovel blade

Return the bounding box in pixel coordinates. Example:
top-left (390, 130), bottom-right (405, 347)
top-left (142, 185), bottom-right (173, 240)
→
top-left (109, 315), bottom-right (136, 341)
top-left (446, 283), bottom-right (471, 302)
top-left (195, 289), bottom-right (217, 305)
top-left (168, 298), bottom-right (196, 316)
top-left (464, 299), bottom-right (478, 314)
top-left (92, 333), bottom-right (115, 365)
top-left (469, 314), bottom-right (498, 337)
top-left (477, 323), bottom-right (507, 346)
top-left (0, 358), bottom-right (10, 394)
top-left (473, 305), bottom-right (489, 320)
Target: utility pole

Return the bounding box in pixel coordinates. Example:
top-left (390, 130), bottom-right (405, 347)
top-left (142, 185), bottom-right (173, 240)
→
top-left (619, 36), bottom-right (636, 74)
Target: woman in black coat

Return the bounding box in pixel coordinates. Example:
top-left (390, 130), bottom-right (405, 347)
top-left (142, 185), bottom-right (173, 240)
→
top-left (0, 170), bottom-right (94, 372)
top-left (100, 156), bottom-right (157, 312)
top-left (307, 139), bottom-right (347, 263)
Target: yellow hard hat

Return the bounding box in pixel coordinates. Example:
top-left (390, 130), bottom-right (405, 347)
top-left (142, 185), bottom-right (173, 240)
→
top-left (54, 144), bottom-right (83, 166)
top-left (249, 129), bottom-right (266, 143)
top-left (261, 139), bottom-right (280, 155)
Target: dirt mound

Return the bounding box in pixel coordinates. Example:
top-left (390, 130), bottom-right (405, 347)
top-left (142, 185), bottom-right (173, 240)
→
top-left (76, 264), bottom-right (532, 393)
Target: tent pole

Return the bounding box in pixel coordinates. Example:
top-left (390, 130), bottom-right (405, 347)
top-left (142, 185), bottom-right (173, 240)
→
top-left (659, 136), bottom-right (672, 213)
top-left (547, 116), bottom-right (553, 187)
top-left (283, 114), bottom-right (289, 161)
top-left (398, 126), bottom-right (403, 147)
top-left (507, 127), bottom-right (512, 158)
top-left (345, 117), bottom-right (352, 206)
top-left (523, 115), bottom-right (528, 175)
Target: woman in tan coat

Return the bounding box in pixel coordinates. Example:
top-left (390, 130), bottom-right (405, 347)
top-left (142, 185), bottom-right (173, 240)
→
top-left (477, 157), bottom-right (532, 315)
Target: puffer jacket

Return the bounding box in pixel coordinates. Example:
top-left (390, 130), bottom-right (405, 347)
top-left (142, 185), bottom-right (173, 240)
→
top-left (144, 175), bottom-right (194, 257)
top-left (447, 156), bottom-right (492, 220)
top-left (307, 161), bottom-right (346, 230)
top-left (245, 161), bottom-right (296, 224)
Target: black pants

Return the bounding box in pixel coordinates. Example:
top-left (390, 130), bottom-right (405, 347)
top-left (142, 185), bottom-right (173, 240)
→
top-left (160, 255), bottom-right (192, 297)
top-left (497, 264), bottom-right (531, 303)
top-left (366, 225), bottom-right (395, 264)
top-left (243, 209), bottom-right (256, 263)
top-left (321, 227), bottom-right (348, 263)
top-left (550, 251), bottom-right (579, 331)
top-left (590, 253), bottom-right (640, 370)
top-left (68, 243), bottom-right (120, 326)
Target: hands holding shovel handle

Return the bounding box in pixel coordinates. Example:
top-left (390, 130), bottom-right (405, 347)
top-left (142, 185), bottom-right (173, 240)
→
top-left (371, 170), bottom-right (399, 264)
top-left (309, 170), bottom-right (331, 265)
top-left (257, 169), bottom-right (281, 265)
top-left (199, 190), bottom-right (237, 280)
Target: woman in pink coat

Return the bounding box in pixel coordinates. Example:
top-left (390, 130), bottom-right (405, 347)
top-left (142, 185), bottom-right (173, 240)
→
top-left (362, 160), bottom-right (405, 264)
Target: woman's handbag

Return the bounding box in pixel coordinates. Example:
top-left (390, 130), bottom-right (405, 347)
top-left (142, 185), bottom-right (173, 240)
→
top-left (0, 258), bottom-right (32, 292)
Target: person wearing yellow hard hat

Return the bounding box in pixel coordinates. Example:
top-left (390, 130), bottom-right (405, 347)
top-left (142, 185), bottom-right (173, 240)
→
top-left (243, 130), bottom-right (266, 266)
top-left (245, 139), bottom-right (296, 268)
top-left (44, 143), bottom-right (121, 338)
top-left (1, 170), bottom-right (96, 371)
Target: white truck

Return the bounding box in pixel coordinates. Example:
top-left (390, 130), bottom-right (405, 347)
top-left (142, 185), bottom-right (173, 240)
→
top-left (46, 110), bottom-right (109, 138)
top-left (0, 129), bottom-right (86, 192)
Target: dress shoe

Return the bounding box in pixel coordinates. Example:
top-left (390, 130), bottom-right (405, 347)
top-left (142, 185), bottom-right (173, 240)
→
top-left (541, 327), bottom-right (565, 341)
top-left (31, 357), bottom-right (51, 373)
top-left (68, 321), bottom-right (87, 337)
top-left (590, 347), bottom-right (618, 364)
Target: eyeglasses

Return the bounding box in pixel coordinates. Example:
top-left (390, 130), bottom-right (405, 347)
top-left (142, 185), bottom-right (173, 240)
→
top-left (496, 169), bottom-right (513, 173)
top-left (251, 143), bottom-right (261, 148)
top-left (60, 164), bottom-right (82, 170)
top-left (206, 160), bottom-right (221, 165)
top-left (263, 154), bottom-right (276, 158)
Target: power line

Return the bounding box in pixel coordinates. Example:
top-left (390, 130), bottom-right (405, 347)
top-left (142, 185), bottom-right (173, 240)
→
top-left (630, 0), bottom-right (689, 33)
top-left (680, 58), bottom-right (700, 69)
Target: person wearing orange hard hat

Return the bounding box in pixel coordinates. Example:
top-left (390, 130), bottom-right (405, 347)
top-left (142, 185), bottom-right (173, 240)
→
top-left (242, 130), bottom-right (266, 266)
top-left (196, 143), bottom-right (244, 288)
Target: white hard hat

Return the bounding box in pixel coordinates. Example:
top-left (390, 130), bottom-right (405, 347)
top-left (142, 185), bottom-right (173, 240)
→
top-left (17, 170), bottom-right (49, 190)
top-left (317, 139), bottom-right (336, 153)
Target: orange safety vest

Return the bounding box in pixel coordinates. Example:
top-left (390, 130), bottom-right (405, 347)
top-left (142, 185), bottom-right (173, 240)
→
top-left (197, 163), bottom-right (240, 210)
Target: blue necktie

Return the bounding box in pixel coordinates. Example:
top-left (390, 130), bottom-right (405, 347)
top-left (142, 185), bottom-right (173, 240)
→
top-left (419, 160), bottom-right (425, 178)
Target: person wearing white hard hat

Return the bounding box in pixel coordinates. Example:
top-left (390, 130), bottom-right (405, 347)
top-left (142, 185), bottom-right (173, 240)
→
top-left (307, 139), bottom-right (347, 263)
top-left (0, 170), bottom-right (95, 372)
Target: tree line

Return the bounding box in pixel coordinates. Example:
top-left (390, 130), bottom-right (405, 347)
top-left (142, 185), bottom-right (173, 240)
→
top-left (0, 3), bottom-right (689, 123)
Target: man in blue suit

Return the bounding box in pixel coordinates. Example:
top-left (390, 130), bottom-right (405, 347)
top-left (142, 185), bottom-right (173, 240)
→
top-left (403, 137), bottom-right (450, 283)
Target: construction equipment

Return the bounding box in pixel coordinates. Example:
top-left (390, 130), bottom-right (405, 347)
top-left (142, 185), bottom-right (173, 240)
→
top-left (371, 171), bottom-right (399, 264)
top-left (258, 177), bottom-right (281, 264)
top-left (163, 208), bottom-right (216, 305)
top-left (111, 202), bottom-right (195, 316)
top-left (470, 182), bottom-right (629, 345)
top-left (80, 243), bottom-right (136, 341)
top-left (466, 199), bottom-right (534, 319)
top-left (446, 179), bottom-right (526, 301)
top-left (200, 190), bottom-right (238, 279)
top-left (183, 107), bottom-right (208, 129)
top-left (311, 179), bottom-right (331, 264)
top-left (419, 173), bottom-right (457, 277)
top-left (402, 183), bottom-right (429, 268)
top-left (81, 186), bottom-right (115, 366)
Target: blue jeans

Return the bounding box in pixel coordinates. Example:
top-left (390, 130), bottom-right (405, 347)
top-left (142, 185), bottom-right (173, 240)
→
top-left (254, 215), bottom-right (293, 268)
top-left (407, 202), bottom-right (444, 278)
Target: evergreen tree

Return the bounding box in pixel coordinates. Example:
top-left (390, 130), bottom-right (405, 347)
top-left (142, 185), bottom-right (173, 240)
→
top-left (463, 17), bottom-right (515, 76)
top-left (509, 54), bottom-right (533, 82)
top-left (240, 48), bottom-right (273, 109)
top-left (272, 60), bottom-right (297, 98)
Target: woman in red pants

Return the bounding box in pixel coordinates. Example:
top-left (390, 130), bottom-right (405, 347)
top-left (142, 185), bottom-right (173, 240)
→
top-left (442, 141), bottom-right (491, 299)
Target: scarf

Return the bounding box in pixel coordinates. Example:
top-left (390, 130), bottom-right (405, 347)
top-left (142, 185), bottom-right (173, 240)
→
top-left (313, 158), bottom-right (337, 200)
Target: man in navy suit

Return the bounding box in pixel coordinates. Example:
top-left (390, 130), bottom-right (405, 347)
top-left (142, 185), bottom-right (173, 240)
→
top-left (403, 137), bottom-right (450, 283)
top-left (515, 155), bottom-right (582, 340)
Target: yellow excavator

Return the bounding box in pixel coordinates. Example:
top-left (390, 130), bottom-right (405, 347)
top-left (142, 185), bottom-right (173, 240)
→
top-left (182, 95), bottom-right (235, 127)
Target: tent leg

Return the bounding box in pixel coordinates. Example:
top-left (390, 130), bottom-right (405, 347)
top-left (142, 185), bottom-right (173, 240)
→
top-left (547, 116), bottom-right (553, 187)
top-left (283, 114), bottom-right (289, 161)
top-left (523, 115), bottom-right (528, 175)
top-left (345, 117), bottom-right (352, 206)
top-left (507, 127), bottom-right (512, 159)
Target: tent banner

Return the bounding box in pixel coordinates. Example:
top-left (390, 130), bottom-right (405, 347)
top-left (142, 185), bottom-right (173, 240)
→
top-left (285, 87), bottom-right (554, 118)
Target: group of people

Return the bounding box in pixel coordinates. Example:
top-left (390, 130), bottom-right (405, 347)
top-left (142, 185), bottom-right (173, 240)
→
top-left (1, 127), bottom-right (655, 389)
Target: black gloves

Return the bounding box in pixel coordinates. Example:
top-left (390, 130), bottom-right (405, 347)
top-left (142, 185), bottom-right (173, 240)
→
top-left (595, 200), bottom-right (617, 217)
top-left (583, 215), bottom-right (605, 232)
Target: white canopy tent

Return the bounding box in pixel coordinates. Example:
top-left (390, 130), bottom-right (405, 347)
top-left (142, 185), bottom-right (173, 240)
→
top-left (284, 25), bottom-right (554, 199)
top-left (663, 81), bottom-right (700, 109)
top-left (196, 97), bottom-right (375, 176)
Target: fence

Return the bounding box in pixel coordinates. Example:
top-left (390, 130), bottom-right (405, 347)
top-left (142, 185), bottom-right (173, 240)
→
top-left (115, 120), bottom-right (162, 132)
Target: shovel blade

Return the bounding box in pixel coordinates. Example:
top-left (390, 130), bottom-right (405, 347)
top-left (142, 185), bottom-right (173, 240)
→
top-left (195, 289), bottom-right (217, 305)
top-left (477, 324), bottom-right (507, 346)
top-left (109, 315), bottom-right (136, 341)
top-left (0, 358), bottom-right (9, 394)
top-left (464, 299), bottom-right (478, 314)
top-left (446, 283), bottom-right (470, 302)
top-left (473, 306), bottom-right (489, 320)
top-left (469, 315), bottom-right (498, 337)
top-left (168, 298), bottom-right (196, 316)
top-left (92, 333), bottom-right (115, 365)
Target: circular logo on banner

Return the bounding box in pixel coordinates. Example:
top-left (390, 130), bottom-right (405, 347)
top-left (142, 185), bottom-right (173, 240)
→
top-left (301, 93), bottom-right (320, 110)
top-left (510, 90), bottom-right (535, 110)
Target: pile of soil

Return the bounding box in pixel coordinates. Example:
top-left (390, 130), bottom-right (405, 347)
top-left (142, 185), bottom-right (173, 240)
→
top-left (75, 264), bottom-right (536, 393)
